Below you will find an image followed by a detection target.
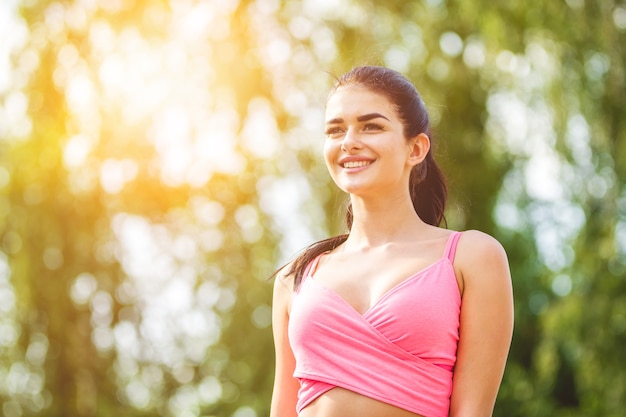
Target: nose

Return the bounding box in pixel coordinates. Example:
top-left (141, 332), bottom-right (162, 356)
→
top-left (340, 127), bottom-right (362, 152)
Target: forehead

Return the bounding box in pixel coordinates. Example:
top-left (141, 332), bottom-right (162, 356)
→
top-left (325, 86), bottom-right (396, 122)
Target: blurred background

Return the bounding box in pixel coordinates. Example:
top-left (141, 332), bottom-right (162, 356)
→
top-left (0, 0), bottom-right (624, 416)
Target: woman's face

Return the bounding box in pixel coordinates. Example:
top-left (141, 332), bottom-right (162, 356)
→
top-left (323, 85), bottom-right (426, 197)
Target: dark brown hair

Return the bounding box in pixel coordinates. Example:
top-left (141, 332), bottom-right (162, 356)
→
top-left (279, 66), bottom-right (447, 289)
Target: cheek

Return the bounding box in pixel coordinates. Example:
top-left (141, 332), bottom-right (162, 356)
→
top-left (323, 140), bottom-right (336, 170)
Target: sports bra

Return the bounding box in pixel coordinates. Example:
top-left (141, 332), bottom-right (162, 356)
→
top-left (288, 232), bottom-right (463, 417)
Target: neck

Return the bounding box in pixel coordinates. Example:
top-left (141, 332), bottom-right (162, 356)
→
top-left (344, 191), bottom-right (428, 249)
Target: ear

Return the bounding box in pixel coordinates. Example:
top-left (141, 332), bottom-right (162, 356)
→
top-left (407, 133), bottom-right (431, 167)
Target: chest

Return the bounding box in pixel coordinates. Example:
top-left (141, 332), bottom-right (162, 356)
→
top-left (310, 247), bottom-right (446, 315)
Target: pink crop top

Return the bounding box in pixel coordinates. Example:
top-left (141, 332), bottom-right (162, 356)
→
top-left (288, 232), bottom-right (463, 417)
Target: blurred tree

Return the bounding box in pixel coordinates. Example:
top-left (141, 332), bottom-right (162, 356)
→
top-left (1, 1), bottom-right (283, 416)
top-left (0, 0), bottom-right (624, 417)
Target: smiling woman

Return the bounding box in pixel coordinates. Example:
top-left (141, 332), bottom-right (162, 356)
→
top-left (270, 66), bottom-right (514, 417)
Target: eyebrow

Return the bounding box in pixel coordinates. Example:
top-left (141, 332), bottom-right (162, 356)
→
top-left (325, 113), bottom-right (390, 125)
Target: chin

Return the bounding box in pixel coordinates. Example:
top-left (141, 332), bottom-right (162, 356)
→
top-left (338, 183), bottom-right (373, 195)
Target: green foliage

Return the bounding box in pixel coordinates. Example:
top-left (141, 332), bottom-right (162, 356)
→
top-left (0, 0), bottom-right (624, 416)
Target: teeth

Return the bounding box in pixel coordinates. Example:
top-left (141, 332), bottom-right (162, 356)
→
top-left (343, 160), bottom-right (371, 168)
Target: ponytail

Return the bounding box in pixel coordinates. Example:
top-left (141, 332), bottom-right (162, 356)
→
top-left (411, 148), bottom-right (447, 227)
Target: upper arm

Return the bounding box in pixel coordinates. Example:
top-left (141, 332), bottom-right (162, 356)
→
top-left (270, 268), bottom-right (300, 417)
top-left (450, 231), bottom-right (514, 417)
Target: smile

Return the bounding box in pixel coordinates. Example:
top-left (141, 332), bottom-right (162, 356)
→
top-left (342, 160), bottom-right (372, 168)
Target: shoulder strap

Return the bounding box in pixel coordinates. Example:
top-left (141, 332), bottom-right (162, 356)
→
top-left (443, 231), bottom-right (463, 263)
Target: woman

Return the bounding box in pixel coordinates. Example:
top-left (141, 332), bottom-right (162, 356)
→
top-left (270, 66), bottom-right (513, 417)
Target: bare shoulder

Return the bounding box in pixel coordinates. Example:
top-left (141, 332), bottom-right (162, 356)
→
top-left (272, 262), bottom-right (297, 311)
top-left (274, 262), bottom-right (296, 289)
top-left (458, 230), bottom-right (507, 260)
top-left (455, 230), bottom-right (511, 291)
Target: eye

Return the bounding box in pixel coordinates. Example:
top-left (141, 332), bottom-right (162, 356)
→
top-left (363, 123), bottom-right (384, 132)
top-left (325, 126), bottom-right (344, 138)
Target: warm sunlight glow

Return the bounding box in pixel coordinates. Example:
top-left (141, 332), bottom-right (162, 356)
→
top-left (42, 1), bottom-right (261, 193)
